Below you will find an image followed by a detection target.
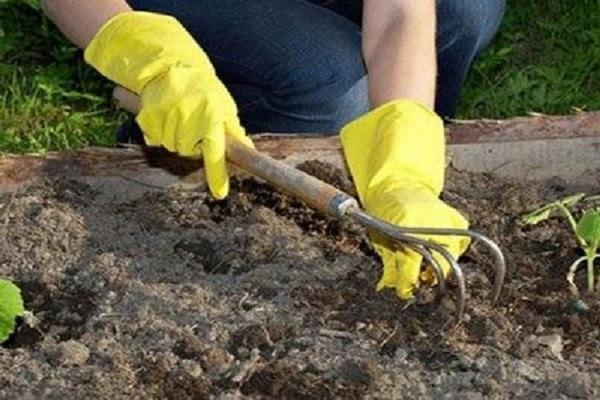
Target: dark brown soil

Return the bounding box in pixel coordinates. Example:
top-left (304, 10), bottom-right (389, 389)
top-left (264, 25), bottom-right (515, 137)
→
top-left (1, 161), bottom-right (599, 399)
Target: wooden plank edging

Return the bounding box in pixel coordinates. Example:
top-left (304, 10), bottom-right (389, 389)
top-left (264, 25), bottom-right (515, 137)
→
top-left (1, 112), bottom-right (598, 187)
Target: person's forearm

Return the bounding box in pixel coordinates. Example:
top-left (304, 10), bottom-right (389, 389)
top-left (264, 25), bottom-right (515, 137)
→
top-left (363, 1), bottom-right (437, 109)
top-left (42, 0), bottom-right (131, 48)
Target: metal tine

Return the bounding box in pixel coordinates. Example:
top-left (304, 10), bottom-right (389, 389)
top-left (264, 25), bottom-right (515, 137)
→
top-left (387, 226), bottom-right (506, 304)
top-left (390, 235), bottom-right (466, 322)
top-left (465, 231), bottom-right (506, 303)
top-left (417, 241), bottom-right (467, 321)
top-left (400, 242), bottom-right (447, 301)
top-left (347, 209), bottom-right (467, 321)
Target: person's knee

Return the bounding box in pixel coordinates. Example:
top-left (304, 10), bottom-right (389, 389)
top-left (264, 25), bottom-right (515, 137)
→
top-left (274, 44), bottom-right (365, 99)
top-left (264, 51), bottom-right (369, 132)
top-left (439, 0), bottom-right (506, 55)
top-left (325, 75), bottom-right (369, 131)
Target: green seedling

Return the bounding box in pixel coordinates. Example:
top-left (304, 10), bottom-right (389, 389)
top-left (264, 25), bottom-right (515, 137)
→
top-left (521, 193), bottom-right (585, 226)
top-left (0, 279), bottom-right (24, 343)
top-left (575, 209), bottom-right (600, 293)
top-left (521, 193), bottom-right (600, 296)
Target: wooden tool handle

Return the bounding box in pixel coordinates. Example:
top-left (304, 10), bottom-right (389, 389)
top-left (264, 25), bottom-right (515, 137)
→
top-left (112, 87), bottom-right (357, 216)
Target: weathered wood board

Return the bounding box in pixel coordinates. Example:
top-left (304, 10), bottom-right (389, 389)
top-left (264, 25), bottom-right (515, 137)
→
top-left (1, 112), bottom-right (599, 193)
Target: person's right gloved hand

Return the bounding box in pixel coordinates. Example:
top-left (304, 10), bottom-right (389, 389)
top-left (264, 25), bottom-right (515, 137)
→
top-left (341, 100), bottom-right (470, 299)
top-left (84, 11), bottom-right (252, 199)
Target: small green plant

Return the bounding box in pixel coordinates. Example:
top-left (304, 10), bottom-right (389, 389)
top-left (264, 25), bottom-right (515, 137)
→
top-left (522, 193), bottom-right (600, 296)
top-left (0, 279), bottom-right (25, 343)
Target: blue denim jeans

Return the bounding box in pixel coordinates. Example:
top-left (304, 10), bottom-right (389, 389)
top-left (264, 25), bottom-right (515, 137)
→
top-left (119, 0), bottom-right (505, 141)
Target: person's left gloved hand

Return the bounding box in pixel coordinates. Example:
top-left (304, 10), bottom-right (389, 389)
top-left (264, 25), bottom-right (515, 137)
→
top-left (341, 99), bottom-right (470, 299)
top-left (84, 12), bottom-right (252, 199)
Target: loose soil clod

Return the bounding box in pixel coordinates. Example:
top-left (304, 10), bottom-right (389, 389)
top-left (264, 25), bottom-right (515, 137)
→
top-left (1, 161), bottom-right (600, 398)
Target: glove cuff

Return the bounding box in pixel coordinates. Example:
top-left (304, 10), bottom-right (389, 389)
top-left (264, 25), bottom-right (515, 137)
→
top-left (340, 99), bottom-right (445, 205)
top-left (84, 11), bottom-right (215, 94)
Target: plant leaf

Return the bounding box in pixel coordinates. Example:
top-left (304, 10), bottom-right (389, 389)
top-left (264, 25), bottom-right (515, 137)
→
top-left (576, 209), bottom-right (600, 244)
top-left (521, 193), bottom-right (585, 225)
top-left (0, 279), bottom-right (24, 343)
top-left (584, 194), bottom-right (600, 203)
top-left (521, 203), bottom-right (558, 225)
top-left (560, 193), bottom-right (587, 208)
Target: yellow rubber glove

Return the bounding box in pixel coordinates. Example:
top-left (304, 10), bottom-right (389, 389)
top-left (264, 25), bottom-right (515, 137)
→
top-left (84, 11), bottom-right (252, 199)
top-left (341, 100), bottom-right (470, 299)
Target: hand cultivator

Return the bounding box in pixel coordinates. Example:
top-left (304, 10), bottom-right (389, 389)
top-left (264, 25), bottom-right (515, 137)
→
top-left (223, 139), bottom-right (506, 322)
top-left (114, 87), bottom-right (506, 323)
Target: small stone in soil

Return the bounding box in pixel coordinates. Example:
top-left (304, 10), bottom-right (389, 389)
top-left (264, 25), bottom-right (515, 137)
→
top-left (537, 334), bottom-right (564, 361)
top-left (337, 360), bottom-right (373, 387)
top-left (559, 372), bottom-right (591, 399)
top-left (181, 360), bottom-right (203, 378)
top-left (568, 299), bottom-right (591, 314)
top-left (510, 359), bottom-right (540, 381)
top-left (202, 347), bottom-right (234, 375)
top-left (394, 347), bottom-right (408, 361)
top-left (519, 334), bottom-right (564, 361)
top-left (54, 340), bottom-right (90, 366)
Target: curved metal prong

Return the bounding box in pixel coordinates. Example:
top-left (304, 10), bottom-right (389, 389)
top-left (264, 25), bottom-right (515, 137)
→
top-left (464, 231), bottom-right (506, 303)
top-left (388, 236), bottom-right (465, 321)
top-left (347, 209), bottom-right (466, 321)
top-left (401, 242), bottom-right (446, 301)
top-left (389, 236), bottom-right (466, 322)
top-left (418, 241), bottom-right (466, 322)
top-left (368, 225), bottom-right (506, 303)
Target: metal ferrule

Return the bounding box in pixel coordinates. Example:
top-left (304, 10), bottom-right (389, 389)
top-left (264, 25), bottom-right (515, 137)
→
top-left (328, 193), bottom-right (359, 218)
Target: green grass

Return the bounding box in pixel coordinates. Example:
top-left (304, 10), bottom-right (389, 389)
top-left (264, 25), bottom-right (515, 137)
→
top-left (458, 0), bottom-right (600, 118)
top-left (0, 0), bottom-right (598, 154)
top-left (0, 69), bottom-right (119, 152)
top-left (0, 0), bottom-right (123, 154)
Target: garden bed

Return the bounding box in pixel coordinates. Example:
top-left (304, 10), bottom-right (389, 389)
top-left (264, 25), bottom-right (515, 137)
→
top-left (1, 113), bottom-right (600, 398)
top-left (1, 158), bottom-right (600, 398)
